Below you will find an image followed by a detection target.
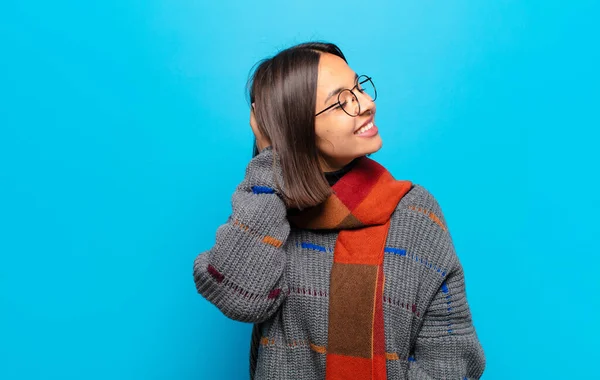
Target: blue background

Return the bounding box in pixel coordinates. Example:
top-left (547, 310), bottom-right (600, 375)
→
top-left (1, 1), bottom-right (598, 379)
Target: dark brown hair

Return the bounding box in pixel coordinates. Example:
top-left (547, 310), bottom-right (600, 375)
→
top-left (246, 41), bottom-right (348, 210)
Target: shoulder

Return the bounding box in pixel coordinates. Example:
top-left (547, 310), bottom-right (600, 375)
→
top-left (394, 183), bottom-right (449, 231)
top-left (389, 183), bottom-right (458, 266)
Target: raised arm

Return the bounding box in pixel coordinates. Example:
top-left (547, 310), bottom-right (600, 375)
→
top-left (193, 146), bottom-right (290, 323)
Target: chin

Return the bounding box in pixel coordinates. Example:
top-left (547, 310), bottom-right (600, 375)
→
top-left (364, 136), bottom-right (383, 156)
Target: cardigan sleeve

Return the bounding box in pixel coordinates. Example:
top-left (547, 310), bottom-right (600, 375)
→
top-left (192, 146), bottom-right (290, 323)
top-left (407, 189), bottom-right (486, 379)
top-left (407, 259), bottom-right (486, 379)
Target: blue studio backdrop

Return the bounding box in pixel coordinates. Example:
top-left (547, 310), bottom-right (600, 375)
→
top-left (1, 1), bottom-right (598, 379)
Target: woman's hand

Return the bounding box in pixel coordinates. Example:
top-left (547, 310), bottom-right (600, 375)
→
top-left (250, 103), bottom-right (272, 152)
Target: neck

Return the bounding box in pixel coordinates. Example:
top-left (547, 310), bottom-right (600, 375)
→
top-left (319, 156), bottom-right (355, 173)
top-left (322, 157), bottom-right (360, 187)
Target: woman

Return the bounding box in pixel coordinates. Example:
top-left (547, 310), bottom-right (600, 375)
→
top-left (193, 41), bottom-right (485, 379)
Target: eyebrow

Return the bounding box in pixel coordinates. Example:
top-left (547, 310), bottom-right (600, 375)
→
top-left (324, 73), bottom-right (359, 105)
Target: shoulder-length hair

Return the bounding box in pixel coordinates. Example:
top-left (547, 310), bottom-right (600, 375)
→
top-left (247, 41), bottom-right (347, 210)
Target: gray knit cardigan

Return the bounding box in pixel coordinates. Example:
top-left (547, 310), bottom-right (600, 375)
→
top-left (193, 147), bottom-right (486, 379)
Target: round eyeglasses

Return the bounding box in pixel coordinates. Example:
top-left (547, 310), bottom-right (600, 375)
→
top-left (315, 75), bottom-right (377, 117)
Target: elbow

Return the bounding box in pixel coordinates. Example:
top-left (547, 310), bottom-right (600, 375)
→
top-left (192, 254), bottom-right (286, 323)
top-left (196, 276), bottom-right (287, 323)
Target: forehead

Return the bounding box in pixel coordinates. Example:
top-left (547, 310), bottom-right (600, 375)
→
top-left (316, 53), bottom-right (355, 96)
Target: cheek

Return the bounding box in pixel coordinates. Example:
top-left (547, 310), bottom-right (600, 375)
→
top-left (316, 118), bottom-right (356, 154)
top-left (316, 117), bottom-right (355, 140)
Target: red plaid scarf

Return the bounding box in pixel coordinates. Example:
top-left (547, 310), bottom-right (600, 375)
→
top-left (288, 156), bottom-right (412, 380)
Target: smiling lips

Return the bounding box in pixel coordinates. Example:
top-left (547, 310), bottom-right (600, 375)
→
top-left (354, 121), bottom-right (378, 137)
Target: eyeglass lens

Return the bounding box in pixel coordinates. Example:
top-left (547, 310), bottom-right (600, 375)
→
top-left (340, 76), bottom-right (376, 116)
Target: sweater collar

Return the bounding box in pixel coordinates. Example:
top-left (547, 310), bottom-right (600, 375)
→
top-left (323, 157), bottom-right (360, 187)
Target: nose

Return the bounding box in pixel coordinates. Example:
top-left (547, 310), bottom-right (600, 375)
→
top-left (357, 90), bottom-right (375, 115)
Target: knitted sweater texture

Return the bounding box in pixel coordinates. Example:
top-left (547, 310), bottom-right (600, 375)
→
top-left (193, 147), bottom-right (486, 379)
